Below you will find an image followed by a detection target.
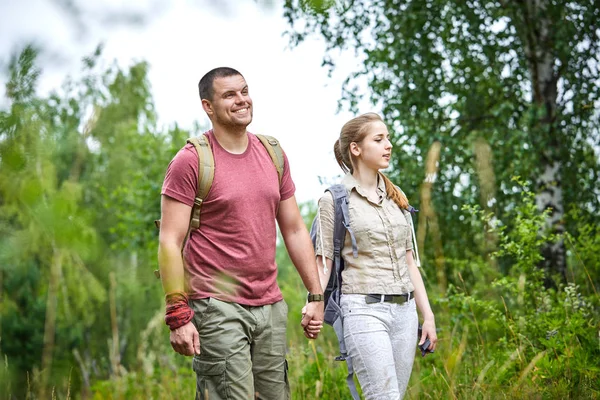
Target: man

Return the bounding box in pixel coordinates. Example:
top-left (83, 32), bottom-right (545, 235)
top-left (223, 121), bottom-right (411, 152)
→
top-left (158, 67), bottom-right (324, 400)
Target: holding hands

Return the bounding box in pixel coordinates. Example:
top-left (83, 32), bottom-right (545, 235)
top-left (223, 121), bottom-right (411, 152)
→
top-left (301, 300), bottom-right (324, 339)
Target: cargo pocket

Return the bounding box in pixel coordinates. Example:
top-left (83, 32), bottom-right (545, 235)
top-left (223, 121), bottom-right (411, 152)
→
top-left (190, 298), bottom-right (213, 330)
top-left (271, 300), bottom-right (288, 356)
top-left (192, 357), bottom-right (228, 400)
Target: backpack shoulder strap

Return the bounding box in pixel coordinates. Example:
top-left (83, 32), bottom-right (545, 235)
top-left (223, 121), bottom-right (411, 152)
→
top-left (395, 184), bottom-right (421, 267)
top-left (187, 134), bottom-right (214, 229)
top-left (324, 183), bottom-right (361, 400)
top-left (255, 134), bottom-right (284, 185)
top-left (402, 207), bottom-right (421, 267)
top-left (153, 134), bottom-right (214, 279)
top-left (327, 184), bottom-right (358, 258)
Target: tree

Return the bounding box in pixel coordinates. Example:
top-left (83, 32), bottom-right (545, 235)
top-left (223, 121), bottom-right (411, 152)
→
top-left (0, 44), bottom-right (193, 398)
top-left (283, 0), bottom-right (600, 282)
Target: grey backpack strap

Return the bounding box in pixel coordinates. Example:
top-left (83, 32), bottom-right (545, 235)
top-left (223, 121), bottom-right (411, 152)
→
top-left (345, 357), bottom-right (360, 400)
top-left (331, 312), bottom-right (360, 400)
top-left (404, 207), bottom-right (421, 267)
top-left (325, 184), bottom-right (360, 400)
top-left (395, 184), bottom-right (421, 266)
top-left (328, 184), bottom-right (358, 258)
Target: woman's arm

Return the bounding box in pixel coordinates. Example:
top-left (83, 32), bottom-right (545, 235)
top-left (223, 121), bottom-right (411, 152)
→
top-left (316, 255), bottom-right (333, 291)
top-left (406, 250), bottom-right (438, 351)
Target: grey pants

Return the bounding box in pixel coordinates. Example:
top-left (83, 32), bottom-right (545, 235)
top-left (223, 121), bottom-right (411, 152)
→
top-left (190, 298), bottom-right (290, 400)
top-left (341, 294), bottom-right (418, 400)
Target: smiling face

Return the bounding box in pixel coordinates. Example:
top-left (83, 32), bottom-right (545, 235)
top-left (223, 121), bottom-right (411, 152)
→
top-left (202, 74), bottom-right (253, 130)
top-left (351, 120), bottom-right (393, 171)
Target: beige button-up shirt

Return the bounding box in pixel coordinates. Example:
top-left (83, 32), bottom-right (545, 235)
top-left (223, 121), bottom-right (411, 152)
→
top-left (315, 174), bottom-right (418, 295)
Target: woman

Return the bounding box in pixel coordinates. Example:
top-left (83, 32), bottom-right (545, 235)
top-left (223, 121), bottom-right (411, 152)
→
top-left (311, 112), bottom-right (437, 399)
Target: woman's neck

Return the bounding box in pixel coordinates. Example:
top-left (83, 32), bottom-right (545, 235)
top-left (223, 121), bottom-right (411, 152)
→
top-left (352, 167), bottom-right (380, 195)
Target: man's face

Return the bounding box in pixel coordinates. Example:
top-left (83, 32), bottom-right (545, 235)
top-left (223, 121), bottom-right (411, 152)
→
top-left (204, 75), bottom-right (253, 129)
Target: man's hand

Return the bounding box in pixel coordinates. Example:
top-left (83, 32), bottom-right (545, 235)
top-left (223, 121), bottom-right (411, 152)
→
top-left (301, 301), bottom-right (324, 339)
top-left (170, 321), bottom-right (200, 356)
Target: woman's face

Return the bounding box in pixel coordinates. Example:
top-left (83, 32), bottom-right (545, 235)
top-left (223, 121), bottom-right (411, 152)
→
top-left (352, 121), bottom-right (393, 171)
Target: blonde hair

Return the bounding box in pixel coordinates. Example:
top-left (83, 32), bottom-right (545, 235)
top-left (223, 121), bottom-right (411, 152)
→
top-left (334, 112), bottom-right (409, 210)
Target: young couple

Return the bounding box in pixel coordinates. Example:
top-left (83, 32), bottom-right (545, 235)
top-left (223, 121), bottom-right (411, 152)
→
top-left (158, 67), bottom-right (438, 400)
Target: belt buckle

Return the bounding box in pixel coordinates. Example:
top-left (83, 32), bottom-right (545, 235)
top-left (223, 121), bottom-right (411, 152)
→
top-left (379, 294), bottom-right (386, 303)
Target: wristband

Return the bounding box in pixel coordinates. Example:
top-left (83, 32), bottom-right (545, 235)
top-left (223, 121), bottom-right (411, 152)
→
top-left (164, 293), bottom-right (194, 330)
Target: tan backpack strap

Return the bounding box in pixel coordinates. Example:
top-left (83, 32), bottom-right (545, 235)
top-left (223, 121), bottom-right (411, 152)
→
top-left (154, 134), bottom-right (214, 279)
top-left (256, 134), bottom-right (284, 185)
top-left (187, 134), bottom-right (214, 229)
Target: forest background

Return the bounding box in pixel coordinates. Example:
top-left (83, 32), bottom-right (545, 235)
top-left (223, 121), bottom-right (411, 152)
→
top-left (1, 0), bottom-right (599, 399)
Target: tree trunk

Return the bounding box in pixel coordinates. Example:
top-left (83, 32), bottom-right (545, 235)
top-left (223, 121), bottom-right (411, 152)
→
top-left (39, 248), bottom-right (61, 399)
top-left (519, 0), bottom-right (566, 280)
top-left (418, 141), bottom-right (447, 294)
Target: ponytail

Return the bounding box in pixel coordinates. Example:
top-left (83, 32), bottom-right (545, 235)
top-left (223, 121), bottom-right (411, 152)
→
top-left (334, 139), bottom-right (351, 174)
top-left (380, 173), bottom-right (409, 210)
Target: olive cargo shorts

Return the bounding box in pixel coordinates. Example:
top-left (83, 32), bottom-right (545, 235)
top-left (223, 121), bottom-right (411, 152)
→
top-left (190, 298), bottom-right (290, 400)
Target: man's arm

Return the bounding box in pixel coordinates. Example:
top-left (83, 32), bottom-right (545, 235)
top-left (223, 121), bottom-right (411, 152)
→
top-left (158, 195), bottom-right (200, 355)
top-left (158, 195), bottom-right (191, 293)
top-left (276, 195), bottom-right (324, 338)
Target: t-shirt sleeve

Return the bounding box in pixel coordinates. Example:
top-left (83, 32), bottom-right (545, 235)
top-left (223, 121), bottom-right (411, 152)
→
top-left (279, 149), bottom-right (296, 201)
top-left (315, 192), bottom-right (335, 261)
top-left (161, 144), bottom-right (198, 207)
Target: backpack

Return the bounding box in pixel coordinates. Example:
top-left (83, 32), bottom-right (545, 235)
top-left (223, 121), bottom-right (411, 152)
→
top-left (154, 133), bottom-right (285, 278)
top-left (309, 183), bottom-right (420, 400)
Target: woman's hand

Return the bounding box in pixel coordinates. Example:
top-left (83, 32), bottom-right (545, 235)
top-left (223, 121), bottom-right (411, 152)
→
top-left (302, 304), bottom-right (324, 339)
top-left (419, 318), bottom-right (438, 353)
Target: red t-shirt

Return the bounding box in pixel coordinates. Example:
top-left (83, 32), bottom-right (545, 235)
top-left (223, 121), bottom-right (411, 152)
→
top-left (161, 131), bottom-right (295, 306)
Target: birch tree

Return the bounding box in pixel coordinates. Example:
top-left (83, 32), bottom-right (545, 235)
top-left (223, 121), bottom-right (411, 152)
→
top-left (284, 0), bottom-right (600, 280)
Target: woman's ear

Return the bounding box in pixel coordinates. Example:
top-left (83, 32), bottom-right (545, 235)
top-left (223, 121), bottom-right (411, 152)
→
top-left (350, 142), bottom-right (361, 157)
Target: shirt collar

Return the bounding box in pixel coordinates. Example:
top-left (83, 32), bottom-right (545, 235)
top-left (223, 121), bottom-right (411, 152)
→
top-left (342, 173), bottom-right (387, 203)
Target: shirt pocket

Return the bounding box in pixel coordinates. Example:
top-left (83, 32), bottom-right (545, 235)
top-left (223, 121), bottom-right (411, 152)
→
top-left (348, 202), bottom-right (380, 252)
top-left (381, 203), bottom-right (408, 258)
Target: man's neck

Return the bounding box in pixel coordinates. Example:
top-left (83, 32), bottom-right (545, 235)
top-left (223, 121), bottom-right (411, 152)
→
top-left (212, 125), bottom-right (249, 154)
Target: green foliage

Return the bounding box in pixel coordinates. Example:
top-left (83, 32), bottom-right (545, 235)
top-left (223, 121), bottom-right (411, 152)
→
top-left (1, 39), bottom-right (598, 399)
top-left (0, 45), bottom-right (197, 398)
top-left (283, 0), bottom-right (600, 278)
top-left (428, 184), bottom-right (600, 398)
top-left (90, 367), bottom-right (196, 400)
top-left (277, 185), bottom-right (599, 399)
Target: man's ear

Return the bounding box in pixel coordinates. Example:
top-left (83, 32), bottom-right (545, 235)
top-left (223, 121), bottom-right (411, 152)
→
top-left (201, 99), bottom-right (213, 117)
top-left (350, 142), bottom-right (361, 157)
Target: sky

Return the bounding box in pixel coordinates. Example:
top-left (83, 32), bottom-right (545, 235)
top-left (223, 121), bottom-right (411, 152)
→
top-left (0, 0), bottom-right (371, 203)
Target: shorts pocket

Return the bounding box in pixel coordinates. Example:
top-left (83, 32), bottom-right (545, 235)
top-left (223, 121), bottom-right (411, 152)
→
top-left (271, 301), bottom-right (288, 355)
top-left (190, 298), bottom-right (213, 329)
top-left (192, 357), bottom-right (228, 399)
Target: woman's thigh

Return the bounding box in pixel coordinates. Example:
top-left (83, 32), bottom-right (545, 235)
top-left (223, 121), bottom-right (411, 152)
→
top-left (341, 295), bottom-right (400, 400)
top-left (390, 299), bottom-right (418, 398)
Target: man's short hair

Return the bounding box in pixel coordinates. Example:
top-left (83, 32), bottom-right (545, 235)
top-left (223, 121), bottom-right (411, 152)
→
top-left (198, 67), bottom-right (243, 101)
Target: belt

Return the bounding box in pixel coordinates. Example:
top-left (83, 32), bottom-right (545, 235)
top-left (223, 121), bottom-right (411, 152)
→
top-left (365, 291), bottom-right (414, 305)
